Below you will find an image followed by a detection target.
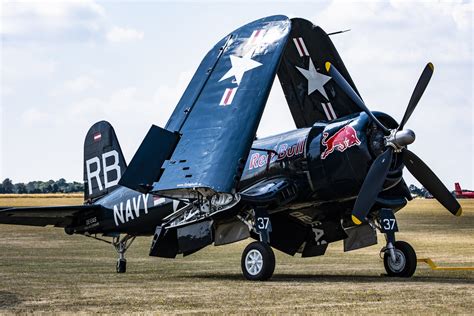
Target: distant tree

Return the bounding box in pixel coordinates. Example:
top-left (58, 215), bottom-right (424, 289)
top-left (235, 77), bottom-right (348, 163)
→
top-left (15, 183), bottom-right (27, 194)
top-left (0, 178), bottom-right (84, 194)
top-left (2, 178), bottom-right (14, 193)
top-left (26, 182), bottom-right (36, 193)
top-left (408, 184), bottom-right (432, 198)
top-left (44, 184), bottom-right (53, 193)
top-left (409, 184), bottom-right (423, 197)
top-left (74, 181), bottom-right (84, 192)
top-left (56, 178), bottom-right (67, 192)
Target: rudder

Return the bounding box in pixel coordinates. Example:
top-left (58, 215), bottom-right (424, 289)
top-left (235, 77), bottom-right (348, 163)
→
top-left (83, 121), bottom-right (127, 201)
top-left (454, 182), bottom-right (462, 194)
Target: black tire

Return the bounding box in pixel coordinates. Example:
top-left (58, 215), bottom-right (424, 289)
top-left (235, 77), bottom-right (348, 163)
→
top-left (241, 241), bottom-right (275, 281)
top-left (116, 259), bottom-right (126, 273)
top-left (384, 241), bottom-right (417, 277)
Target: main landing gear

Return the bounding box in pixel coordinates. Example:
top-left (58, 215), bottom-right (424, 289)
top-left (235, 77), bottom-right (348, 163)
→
top-left (241, 241), bottom-right (275, 281)
top-left (383, 240), bottom-right (417, 277)
top-left (240, 208), bottom-right (276, 281)
top-left (112, 235), bottom-right (136, 273)
top-left (376, 209), bottom-right (417, 277)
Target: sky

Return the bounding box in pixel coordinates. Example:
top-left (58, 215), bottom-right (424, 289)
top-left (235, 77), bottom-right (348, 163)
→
top-left (1, 0), bottom-right (473, 190)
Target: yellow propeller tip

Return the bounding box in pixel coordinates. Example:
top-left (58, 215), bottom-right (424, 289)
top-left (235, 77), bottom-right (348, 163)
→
top-left (351, 215), bottom-right (362, 225)
top-left (325, 62), bottom-right (331, 72)
top-left (455, 207), bottom-right (462, 217)
top-left (428, 62), bottom-right (434, 71)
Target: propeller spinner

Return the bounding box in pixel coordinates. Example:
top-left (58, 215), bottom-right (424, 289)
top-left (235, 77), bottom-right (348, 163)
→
top-left (325, 62), bottom-right (462, 225)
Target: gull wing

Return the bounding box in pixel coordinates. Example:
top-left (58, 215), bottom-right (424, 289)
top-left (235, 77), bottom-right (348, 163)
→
top-left (153, 15), bottom-right (291, 199)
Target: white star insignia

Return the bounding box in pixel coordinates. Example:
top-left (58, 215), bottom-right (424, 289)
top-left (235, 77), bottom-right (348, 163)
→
top-left (296, 59), bottom-right (332, 100)
top-left (219, 54), bottom-right (262, 85)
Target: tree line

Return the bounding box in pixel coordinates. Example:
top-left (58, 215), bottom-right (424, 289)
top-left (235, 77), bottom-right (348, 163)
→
top-left (0, 178), bottom-right (436, 197)
top-left (0, 178), bottom-right (84, 194)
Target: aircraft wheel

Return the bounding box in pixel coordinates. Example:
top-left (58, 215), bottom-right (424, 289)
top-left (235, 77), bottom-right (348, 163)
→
top-left (384, 241), bottom-right (417, 277)
top-left (241, 241), bottom-right (275, 281)
top-left (116, 259), bottom-right (126, 273)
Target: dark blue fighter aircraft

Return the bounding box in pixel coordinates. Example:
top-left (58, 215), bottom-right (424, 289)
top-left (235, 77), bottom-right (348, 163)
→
top-left (0, 16), bottom-right (461, 280)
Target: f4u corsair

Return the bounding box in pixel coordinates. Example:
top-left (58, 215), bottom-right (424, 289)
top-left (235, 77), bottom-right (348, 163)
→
top-left (0, 16), bottom-right (461, 280)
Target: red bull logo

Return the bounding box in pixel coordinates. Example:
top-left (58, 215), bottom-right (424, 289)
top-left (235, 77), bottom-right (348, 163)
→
top-left (321, 125), bottom-right (361, 159)
top-left (248, 139), bottom-right (306, 170)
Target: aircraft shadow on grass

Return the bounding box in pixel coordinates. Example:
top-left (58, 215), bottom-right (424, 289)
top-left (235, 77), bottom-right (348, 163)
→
top-left (185, 273), bottom-right (474, 285)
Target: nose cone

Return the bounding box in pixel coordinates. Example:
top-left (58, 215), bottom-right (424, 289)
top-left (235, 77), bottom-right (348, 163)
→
top-left (394, 129), bottom-right (416, 147)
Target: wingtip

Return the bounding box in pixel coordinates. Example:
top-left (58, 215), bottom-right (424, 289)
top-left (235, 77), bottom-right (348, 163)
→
top-left (325, 62), bottom-right (331, 72)
top-left (455, 206), bottom-right (462, 217)
top-left (351, 215), bottom-right (362, 225)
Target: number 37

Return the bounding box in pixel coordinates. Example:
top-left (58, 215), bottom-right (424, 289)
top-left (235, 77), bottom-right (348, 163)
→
top-left (382, 218), bottom-right (396, 231)
top-left (257, 217), bottom-right (270, 230)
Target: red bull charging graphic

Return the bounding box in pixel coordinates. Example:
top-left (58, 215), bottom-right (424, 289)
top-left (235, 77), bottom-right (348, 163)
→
top-left (321, 125), bottom-right (361, 159)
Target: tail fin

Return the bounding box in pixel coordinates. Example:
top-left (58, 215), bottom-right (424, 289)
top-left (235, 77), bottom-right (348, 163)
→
top-left (454, 182), bottom-right (462, 194)
top-left (83, 121), bottom-right (127, 201)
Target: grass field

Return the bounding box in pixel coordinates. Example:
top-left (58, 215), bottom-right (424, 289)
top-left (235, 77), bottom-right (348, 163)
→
top-left (0, 195), bottom-right (473, 314)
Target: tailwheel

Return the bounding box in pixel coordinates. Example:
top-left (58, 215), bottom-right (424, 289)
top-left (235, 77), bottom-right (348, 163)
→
top-left (241, 241), bottom-right (275, 281)
top-left (116, 258), bottom-right (126, 273)
top-left (383, 240), bottom-right (417, 277)
top-left (112, 235), bottom-right (135, 274)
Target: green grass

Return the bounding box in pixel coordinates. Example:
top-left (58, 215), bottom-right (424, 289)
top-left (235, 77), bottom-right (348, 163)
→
top-left (0, 196), bottom-right (473, 313)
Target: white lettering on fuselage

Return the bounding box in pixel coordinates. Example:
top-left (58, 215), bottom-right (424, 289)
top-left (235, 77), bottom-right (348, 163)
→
top-left (113, 194), bottom-right (150, 226)
top-left (248, 139), bottom-right (306, 170)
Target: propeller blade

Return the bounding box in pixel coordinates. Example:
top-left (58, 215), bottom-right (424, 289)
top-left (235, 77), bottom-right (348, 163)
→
top-left (403, 149), bottom-right (462, 216)
top-left (352, 147), bottom-right (393, 225)
top-left (398, 63), bottom-right (434, 130)
top-left (325, 62), bottom-right (390, 135)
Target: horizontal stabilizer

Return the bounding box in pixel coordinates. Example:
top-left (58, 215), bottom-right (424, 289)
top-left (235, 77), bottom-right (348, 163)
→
top-left (0, 204), bottom-right (102, 227)
top-left (119, 125), bottom-right (179, 193)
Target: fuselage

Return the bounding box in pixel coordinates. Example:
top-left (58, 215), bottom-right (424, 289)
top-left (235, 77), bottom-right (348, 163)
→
top-left (79, 111), bottom-right (406, 236)
top-left (455, 191), bottom-right (474, 198)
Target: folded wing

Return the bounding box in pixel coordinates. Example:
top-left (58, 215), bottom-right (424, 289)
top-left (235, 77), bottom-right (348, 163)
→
top-left (153, 15), bottom-right (291, 199)
top-left (277, 18), bottom-right (362, 127)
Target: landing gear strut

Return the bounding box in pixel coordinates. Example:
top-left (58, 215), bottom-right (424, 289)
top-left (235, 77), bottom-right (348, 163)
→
top-left (112, 235), bottom-right (136, 273)
top-left (240, 208), bottom-right (275, 281)
top-left (376, 208), bottom-right (417, 277)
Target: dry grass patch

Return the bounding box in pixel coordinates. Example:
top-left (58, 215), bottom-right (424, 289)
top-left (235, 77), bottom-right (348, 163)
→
top-left (0, 197), bottom-right (472, 313)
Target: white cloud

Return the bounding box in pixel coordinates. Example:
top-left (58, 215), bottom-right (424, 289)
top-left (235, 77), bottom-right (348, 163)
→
top-left (153, 70), bottom-right (194, 126)
top-left (67, 86), bottom-right (152, 124)
top-left (1, 86), bottom-right (14, 97)
top-left (21, 108), bottom-right (49, 125)
top-left (106, 26), bottom-right (144, 43)
top-left (62, 75), bottom-right (99, 93)
top-left (1, 0), bottom-right (143, 43)
top-left (314, 0), bottom-right (472, 65)
top-left (451, 1), bottom-right (473, 30)
top-left (2, 48), bottom-right (57, 80)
